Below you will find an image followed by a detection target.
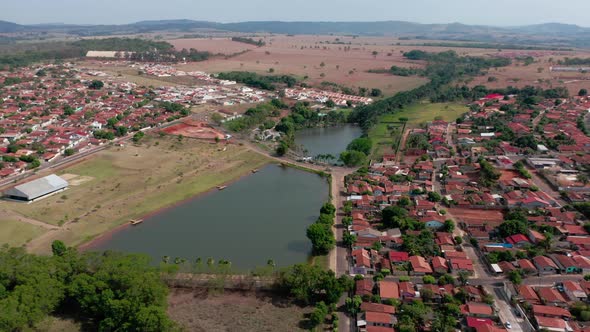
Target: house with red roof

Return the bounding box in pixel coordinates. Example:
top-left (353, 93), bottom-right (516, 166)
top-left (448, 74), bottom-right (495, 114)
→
top-left (536, 287), bottom-right (568, 307)
top-left (450, 258), bottom-right (475, 274)
top-left (461, 302), bottom-right (494, 318)
top-left (533, 256), bottom-right (559, 275)
top-left (534, 316), bottom-right (569, 332)
top-left (532, 305), bottom-right (572, 319)
top-left (409, 255), bottom-right (433, 275)
top-left (431, 256), bottom-right (449, 275)
top-left (505, 234), bottom-right (531, 247)
top-left (378, 281), bottom-right (399, 300)
top-left (517, 285), bottom-right (541, 305)
top-left (356, 278), bottom-right (374, 297)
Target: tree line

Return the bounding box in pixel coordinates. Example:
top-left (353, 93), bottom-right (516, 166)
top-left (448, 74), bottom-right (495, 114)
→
top-left (216, 71), bottom-right (297, 90)
top-left (231, 37), bottom-right (265, 47)
top-left (349, 50), bottom-right (512, 131)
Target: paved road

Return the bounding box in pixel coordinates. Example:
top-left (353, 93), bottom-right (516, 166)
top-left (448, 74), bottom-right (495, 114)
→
top-left (488, 286), bottom-right (524, 332)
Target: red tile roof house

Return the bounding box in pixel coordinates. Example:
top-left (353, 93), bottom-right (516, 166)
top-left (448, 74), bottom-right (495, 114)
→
top-left (516, 259), bottom-right (538, 275)
top-left (528, 229), bottom-right (546, 244)
top-left (532, 305), bottom-right (572, 320)
top-left (536, 287), bottom-right (568, 307)
top-left (534, 316), bottom-right (570, 332)
top-left (399, 281), bottom-right (416, 302)
top-left (460, 302), bottom-right (495, 318)
top-left (431, 256), bottom-right (449, 275)
top-left (549, 254), bottom-right (580, 274)
top-left (505, 234), bottom-right (531, 248)
top-left (378, 281), bottom-right (400, 300)
top-left (533, 256), bottom-right (559, 275)
top-left (388, 251), bottom-right (409, 266)
top-left (466, 317), bottom-right (494, 331)
top-left (409, 255), bottom-right (433, 276)
top-left (517, 285), bottom-right (541, 305)
top-left (363, 311), bottom-right (396, 330)
top-left (562, 280), bottom-right (588, 302)
top-left (360, 302), bottom-right (396, 314)
top-left (356, 278), bottom-right (375, 297)
top-left (450, 258), bottom-right (475, 275)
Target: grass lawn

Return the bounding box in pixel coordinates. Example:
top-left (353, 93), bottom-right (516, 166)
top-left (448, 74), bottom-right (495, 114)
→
top-left (0, 220), bottom-right (47, 248)
top-left (368, 102), bottom-right (468, 159)
top-left (2, 136), bottom-right (269, 254)
top-left (393, 102), bottom-right (469, 125)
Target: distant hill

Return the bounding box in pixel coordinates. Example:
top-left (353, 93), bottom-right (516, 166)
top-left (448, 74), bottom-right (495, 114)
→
top-left (0, 20), bottom-right (25, 32)
top-left (2, 19), bottom-right (590, 47)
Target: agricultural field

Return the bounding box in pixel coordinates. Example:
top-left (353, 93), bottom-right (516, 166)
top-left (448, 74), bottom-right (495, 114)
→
top-left (174, 35), bottom-right (435, 96)
top-left (0, 135), bottom-right (269, 254)
top-left (468, 53), bottom-right (590, 95)
top-left (168, 289), bottom-right (311, 332)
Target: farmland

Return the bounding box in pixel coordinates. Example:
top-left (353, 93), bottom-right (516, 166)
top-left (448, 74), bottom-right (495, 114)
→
top-left (0, 136), bottom-right (269, 253)
top-left (174, 35), bottom-right (432, 95)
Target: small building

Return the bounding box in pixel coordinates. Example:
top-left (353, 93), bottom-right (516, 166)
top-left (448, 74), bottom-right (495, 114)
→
top-left (4, 174), bottom-right (68, 202)
top-left (533, 256), bottom-right (559, 275)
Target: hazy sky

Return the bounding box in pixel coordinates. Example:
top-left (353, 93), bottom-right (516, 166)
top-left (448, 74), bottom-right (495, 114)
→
top-left (3, 0), bottom-right (588, 26)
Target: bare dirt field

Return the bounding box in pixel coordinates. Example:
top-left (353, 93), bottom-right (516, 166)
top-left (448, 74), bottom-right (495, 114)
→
top-left (168, 288), bottom-right (311, 332)
top-left (0, 135), bottom-right (269, 254)
top-left (174, 35), bottom-right (442, 95)
top-left (468, 52), bottom-right (590, 95)
top-left (169, 38), bottom-right (257, 55)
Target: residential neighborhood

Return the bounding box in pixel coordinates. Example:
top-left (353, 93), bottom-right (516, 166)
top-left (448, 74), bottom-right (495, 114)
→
top-left (340, 92), bottom-right (590, 332)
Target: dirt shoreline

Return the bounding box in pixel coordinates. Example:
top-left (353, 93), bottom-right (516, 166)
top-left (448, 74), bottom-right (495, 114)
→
top-left (78, 162), bottom-right (273, 251)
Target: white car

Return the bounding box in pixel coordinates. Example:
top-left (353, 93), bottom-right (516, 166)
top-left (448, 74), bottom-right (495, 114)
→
top-left (505, 322), bottom-right (512, 329)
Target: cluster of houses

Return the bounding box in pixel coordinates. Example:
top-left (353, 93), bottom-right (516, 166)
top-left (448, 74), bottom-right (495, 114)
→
top-left (284, 87), bottom-right (373, 107)
top-left (356, 278), bottom-right (509, 332)
top-left (133, 63), bottom-right (237, 85)
top-left (0, 63), bottom-right (268, 178)
top-left (511, 281), bottom-right (590, 331)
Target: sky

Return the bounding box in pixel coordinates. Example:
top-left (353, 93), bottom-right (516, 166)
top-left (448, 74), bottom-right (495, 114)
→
top-left (2, 0), bottom-right (589, 27)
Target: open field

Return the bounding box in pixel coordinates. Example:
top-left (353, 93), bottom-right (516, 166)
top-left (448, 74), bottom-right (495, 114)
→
top-left (0, 219), bottom-right (47, 248)
top-left (468, 54), bottom-right (590, 95)
top-left (174, 35), bottom-right (434, 95)
top-left (394, 102), bottom-right (470, 125)
top-left (168, 289), bottom-right (311, 332)
top-left (169, 38), bottom-right (257, 54)
top-left (0, 136), bottom-right (269, 254)
top-left (368, 102), bottom-right (468, 159)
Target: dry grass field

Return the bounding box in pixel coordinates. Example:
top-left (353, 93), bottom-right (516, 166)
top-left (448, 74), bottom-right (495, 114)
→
top-left (0, 136), bottom-right (269, 254)
top-left (168, 289), bottom-right (311, 332)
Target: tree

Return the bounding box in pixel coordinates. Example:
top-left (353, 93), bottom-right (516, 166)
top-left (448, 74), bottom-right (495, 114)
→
top-left (457, 271), bottom-right (470, 285)
top-left (64, 148), bottom-right (75, 157)
top-left (345, 296), bottom-right (362, 315)
top-left (443, 220), bottom-right (455, 233)
top-left (310, 301), bottom-right (328, 327)
top-left (133, 131), bottom-right (145, 143)
top-left (370, 88), bottom-right (382, 97)
top-left (579, 89), bottom-right (588, 97)
top-left (340, 150), bottom-right (366, 167)
top-left (343, 233), bottom-right (357, 247)
top-left (499, 219), bottom-right (528, 238)
top-left (51, 240), bottom-right (67, 256)
top-left (88, 80), bottom-right (104, 90)
top-left (325, 99), bottom-right (336, 108)
top-left (422, 275), bottom-right (436, 284)
top-left (578, 173), bottom-right (589, 185)
top-left (347, 137), bottom-right (373, 155)
top-left (320, 202), bottom-right (336, 216)
top-left (307, 223), bottom-right (335, 255)
top-left (508, 270), bottom-right (523, 284)
top-left (427, 191), bottom-right (442, 202)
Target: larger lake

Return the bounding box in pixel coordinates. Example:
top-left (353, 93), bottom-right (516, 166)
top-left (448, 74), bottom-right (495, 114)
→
top-left (295, 124), bottom-right (362, 158)
top-left (88, 164), bottom-right (329, 270)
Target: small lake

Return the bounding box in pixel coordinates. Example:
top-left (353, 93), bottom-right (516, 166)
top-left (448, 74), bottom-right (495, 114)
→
top-left (295, 124), bottom-right (362, 158)
top-left (88, 164), bottom-right (329, 270)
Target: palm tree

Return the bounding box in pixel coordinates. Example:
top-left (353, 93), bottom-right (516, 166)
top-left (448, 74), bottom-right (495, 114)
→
top-left (267, 259), bottom-right (276, 268)
top-left (162, 256), bottom-right (170, 264)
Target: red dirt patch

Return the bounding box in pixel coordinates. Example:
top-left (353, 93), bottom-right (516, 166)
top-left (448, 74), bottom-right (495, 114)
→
top-left (162, 121), bottom-right (225, 140)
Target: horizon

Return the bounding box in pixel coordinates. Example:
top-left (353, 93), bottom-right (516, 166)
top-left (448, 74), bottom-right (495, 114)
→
top-left (5, 18), bottom-right (589, 29)
top-left (3, 0), bottom-right (588, 27)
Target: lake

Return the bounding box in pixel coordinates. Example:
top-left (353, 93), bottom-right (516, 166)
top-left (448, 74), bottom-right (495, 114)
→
top-left (295, 124), bottom-right (362, 158)
top-left (87, 164), bottom-right (329, 270)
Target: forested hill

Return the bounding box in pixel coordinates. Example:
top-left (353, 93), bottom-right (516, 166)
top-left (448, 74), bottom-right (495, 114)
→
top-left (3, 20), bottom-right (590, 47)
